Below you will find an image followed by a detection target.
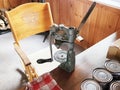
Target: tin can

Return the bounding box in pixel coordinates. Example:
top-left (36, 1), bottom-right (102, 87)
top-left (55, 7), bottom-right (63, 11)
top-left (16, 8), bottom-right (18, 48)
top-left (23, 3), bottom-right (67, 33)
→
top-left (104, 60), bottom-right (120, 80)
top-left (81, 79), bottom-right (102, 90)
top-left (92, 68), bottom-right (113, 90)
top-left (110, 80), bottom-right (120, 90)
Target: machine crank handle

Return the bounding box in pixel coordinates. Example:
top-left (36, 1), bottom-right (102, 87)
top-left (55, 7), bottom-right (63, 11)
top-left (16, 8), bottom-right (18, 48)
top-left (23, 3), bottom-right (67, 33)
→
top-left (37, 58), bottom-right (52, 64)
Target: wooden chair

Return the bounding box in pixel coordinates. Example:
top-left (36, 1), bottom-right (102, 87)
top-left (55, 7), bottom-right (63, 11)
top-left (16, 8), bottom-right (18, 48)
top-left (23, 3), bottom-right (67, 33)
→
top-left (5, 2), bottom-right (53, 82)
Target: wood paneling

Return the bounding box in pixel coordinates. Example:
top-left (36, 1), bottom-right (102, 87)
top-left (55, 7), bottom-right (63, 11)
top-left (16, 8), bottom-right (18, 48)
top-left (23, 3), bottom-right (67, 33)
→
top-left (2, 0), bottom-right (11, 9)
top-left (46, 0), bottom-right (59, 24)
top-left (116, 17), bottom-right (120, 31)
top-left (93, 4), bottom-right (120, 43)
top-left (0, 0), bottom-right (4, 8)
top-left (8, 0), bottom-right (31, 9)
top-left (0, 0), bottom-right (33, 9)
top-left (59, 0), bottom-right (71, 26)
top-left (47, 0), bottom-right (120, 48)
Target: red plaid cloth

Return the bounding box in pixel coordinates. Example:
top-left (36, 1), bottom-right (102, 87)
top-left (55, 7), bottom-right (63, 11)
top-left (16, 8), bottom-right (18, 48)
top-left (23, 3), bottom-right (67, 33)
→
top-left (26, 73), bottom-right (62, 90)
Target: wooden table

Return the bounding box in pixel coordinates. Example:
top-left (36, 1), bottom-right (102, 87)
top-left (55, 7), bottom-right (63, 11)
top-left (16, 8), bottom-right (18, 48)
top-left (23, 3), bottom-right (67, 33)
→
top-left (50, 30), bottom-right (120, 90)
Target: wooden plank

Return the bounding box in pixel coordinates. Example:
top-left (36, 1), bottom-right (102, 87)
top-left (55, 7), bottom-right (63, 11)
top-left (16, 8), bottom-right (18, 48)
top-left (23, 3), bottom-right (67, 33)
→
top-left (116, 16), bottom-right (120, 31)
top-left (3, 0), bottom-right (11, 9)
top-left (94, 4), bottom-right (120, 44)
top-left (78, 1), bottom-right (98, 47)
top-left (0, 0), bottom-right (31, 9)
top-left (0, 0), bottom-right (4, 9)
top-left (59, 0), bottom-right (70, 26)
top-left (8, 0), bottom-right (31, 8)
top-left (47, 0), bottom-right (60, 24)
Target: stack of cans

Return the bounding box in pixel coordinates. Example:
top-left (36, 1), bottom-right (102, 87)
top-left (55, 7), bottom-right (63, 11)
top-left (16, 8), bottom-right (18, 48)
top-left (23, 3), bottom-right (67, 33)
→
top-left (104, 60), bottom-right (120, 80)
top-left (81, 59), bottom-right (120, 90)
top-left (92, 68), bottom-right (113, 90)
top-left (81, 68), bottom-right (113, 90)
top-left (110, 80), bottom-right (120, 90)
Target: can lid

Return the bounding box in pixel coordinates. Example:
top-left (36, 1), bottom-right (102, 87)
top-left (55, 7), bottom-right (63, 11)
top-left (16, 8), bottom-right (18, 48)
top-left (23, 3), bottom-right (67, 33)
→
top-left (93, 68), bottom-right (113, 83)
top-left (81, 79), bottom-right (102, 90)
top-left (110, 81), bottom-right (120, 90)
top-left (105, 60), bottom-right (120, 73)
top-left (54, 50), bottom-right (67, 63)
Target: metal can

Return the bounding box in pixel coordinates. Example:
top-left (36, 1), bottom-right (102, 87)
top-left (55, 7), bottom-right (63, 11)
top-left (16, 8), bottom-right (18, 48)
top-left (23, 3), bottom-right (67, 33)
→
top-left (92, 68), bottom-right (113, 90)
top-left (81, 79), bottom-right (102, 90)
top-left (110, 80), bottom-right (120, 90)
top-left (104, 60), bottom-right (120, 80)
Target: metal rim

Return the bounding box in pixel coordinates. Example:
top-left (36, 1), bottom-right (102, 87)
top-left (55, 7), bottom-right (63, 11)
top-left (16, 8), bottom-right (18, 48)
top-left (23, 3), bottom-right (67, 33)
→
top-left (105, 60), bottom-right (120, 73)
top-left (81, 79), bottom-right (102, 90)
top-left (54, 50), bottom-right (67, 63)
top-left (92, 68), bottom-right (113, 83)
top-left (110, 81), bottom-right (120, 90)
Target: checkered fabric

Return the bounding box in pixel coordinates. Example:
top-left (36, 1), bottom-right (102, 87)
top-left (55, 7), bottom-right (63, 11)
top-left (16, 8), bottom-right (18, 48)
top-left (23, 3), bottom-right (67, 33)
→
top-left (26, 73), bottom-right (62, 90)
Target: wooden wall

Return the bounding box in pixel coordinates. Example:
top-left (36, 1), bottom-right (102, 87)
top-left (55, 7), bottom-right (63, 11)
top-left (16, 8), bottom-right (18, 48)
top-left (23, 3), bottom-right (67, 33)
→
top-left (46, 0), bottom-right (120, 49)
top-left (0, 0), bottom-right (40, 10)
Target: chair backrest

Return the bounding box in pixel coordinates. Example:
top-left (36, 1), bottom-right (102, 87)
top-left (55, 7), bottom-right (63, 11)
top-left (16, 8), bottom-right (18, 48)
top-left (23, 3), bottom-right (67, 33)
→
top-left (5, 2), bottom-right (53, 45)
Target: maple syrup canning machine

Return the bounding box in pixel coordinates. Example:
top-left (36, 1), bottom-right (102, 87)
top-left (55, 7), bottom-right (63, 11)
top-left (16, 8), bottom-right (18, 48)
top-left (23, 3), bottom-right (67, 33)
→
top-left (37, 2), bottom-right (96, 72)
